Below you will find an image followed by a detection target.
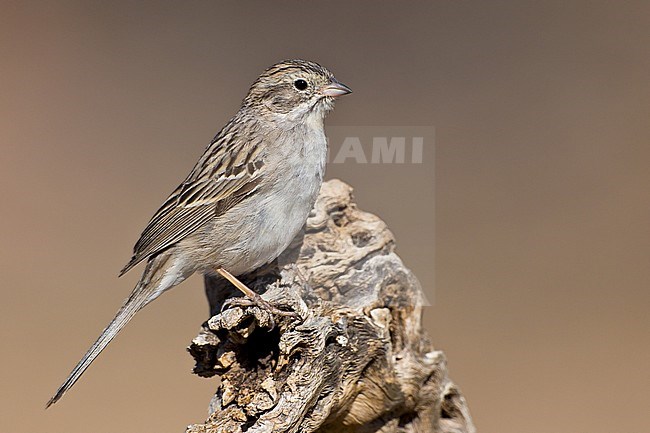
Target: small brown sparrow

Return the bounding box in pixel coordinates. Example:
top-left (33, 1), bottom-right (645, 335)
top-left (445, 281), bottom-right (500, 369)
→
top-left (47, 59), bottom-right (351, 407)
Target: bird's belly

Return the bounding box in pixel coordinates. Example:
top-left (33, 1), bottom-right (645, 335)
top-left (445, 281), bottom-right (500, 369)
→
top-left (200, 140), bottom-right (325, 275)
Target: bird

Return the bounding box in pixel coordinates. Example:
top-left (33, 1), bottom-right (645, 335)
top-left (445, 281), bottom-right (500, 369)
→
top-left (47, 59), bottom-right (351, 407)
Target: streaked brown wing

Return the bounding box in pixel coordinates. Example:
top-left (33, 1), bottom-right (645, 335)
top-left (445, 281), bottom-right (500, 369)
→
top-left (119, 137), bottom-right (264, 276)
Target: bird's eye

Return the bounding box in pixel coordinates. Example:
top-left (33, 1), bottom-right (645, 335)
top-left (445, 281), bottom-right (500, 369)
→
top-left (294, 79), bottom-right (308, 91)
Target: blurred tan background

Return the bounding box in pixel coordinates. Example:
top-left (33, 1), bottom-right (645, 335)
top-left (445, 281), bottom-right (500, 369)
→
top-left (2, 1), bottom-right (649, 432)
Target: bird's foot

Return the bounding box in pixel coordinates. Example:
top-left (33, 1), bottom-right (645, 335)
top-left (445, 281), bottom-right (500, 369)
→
top-left (223, 294), bottom-right (299, 319)
top-left (216, 267), bottom-right (300, 320)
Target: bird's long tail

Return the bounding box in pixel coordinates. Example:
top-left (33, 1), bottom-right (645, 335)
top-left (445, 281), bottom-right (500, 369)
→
top-left (46, 253), bottom-right (180, 408)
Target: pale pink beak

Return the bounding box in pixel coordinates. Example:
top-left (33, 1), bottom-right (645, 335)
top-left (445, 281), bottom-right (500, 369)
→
top-left (322, 80), bottom-right (352, 97)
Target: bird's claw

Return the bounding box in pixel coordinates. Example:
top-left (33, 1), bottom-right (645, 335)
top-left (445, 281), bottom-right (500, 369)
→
top-left (223, 294), bottom-right (300, 320)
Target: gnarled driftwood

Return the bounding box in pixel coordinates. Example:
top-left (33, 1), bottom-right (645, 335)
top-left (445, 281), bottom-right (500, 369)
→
top-left (187, 179), bottom-right (475, 433)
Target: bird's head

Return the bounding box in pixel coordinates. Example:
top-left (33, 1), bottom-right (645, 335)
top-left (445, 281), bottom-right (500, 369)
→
top-left (243, 59), bottom-right (352, 125)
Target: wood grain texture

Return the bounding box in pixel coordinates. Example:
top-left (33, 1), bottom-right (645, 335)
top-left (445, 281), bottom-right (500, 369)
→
top-left (187, 179), bottom-right (475, 433)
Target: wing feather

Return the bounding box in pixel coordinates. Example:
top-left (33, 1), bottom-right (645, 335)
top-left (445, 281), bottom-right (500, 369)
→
top-left (119, 131), bottom-right (264, 276)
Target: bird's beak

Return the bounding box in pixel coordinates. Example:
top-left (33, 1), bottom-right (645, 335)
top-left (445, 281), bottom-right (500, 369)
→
top-left (322, 80), bottom-right (352, 97)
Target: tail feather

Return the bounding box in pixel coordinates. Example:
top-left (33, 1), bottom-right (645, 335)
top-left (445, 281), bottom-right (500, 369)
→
top-left (47, 254), bottom-right (175, 408)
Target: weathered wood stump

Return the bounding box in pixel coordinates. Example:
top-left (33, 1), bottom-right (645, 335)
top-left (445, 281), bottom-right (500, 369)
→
top-left (187, 180), bottom-right (475, 433)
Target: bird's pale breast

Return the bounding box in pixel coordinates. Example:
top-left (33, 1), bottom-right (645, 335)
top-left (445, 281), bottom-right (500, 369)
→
top-left (195, 125), bottom-right (328, 276)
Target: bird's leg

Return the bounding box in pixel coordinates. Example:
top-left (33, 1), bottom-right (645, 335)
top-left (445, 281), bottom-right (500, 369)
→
top-left (216, 268), bottom-right (297, 317)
